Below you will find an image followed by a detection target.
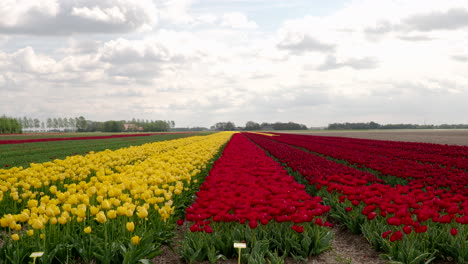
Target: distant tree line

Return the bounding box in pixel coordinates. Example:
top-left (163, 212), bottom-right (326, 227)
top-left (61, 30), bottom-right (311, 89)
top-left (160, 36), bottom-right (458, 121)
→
top-left (74, 118), bottom-right (175, 132)
top-left (327, 122), bottom-right (468, 130)
top-left (211, 121), bottom-right (309, 131)
top-left (0, 116), bottom-right (22, 134)
top-left (1, 115), bottom-right (175, 133)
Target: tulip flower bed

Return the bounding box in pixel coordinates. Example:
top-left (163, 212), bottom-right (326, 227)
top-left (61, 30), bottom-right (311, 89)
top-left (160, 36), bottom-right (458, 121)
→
top-left (0, 132), bottom-right (233, 264)
top-left (0, 132), bottom-right (196, 145)
top-left (0, 132), bottom-right (202, 169)
top-left (246, 132), bottom-right (468, 264)
top-left (267, 133), bottom-right (468, 194)
top-left (181, 133), bottom-right (333, 263)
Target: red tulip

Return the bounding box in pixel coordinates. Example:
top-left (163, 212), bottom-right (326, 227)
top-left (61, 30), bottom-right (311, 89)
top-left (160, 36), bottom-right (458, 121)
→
top-left (403, 226), bottom-right (412, 234)
top-left (450, 228), bottom-right (458, 236)
top-left (382, 230), bottom-right (392, 238)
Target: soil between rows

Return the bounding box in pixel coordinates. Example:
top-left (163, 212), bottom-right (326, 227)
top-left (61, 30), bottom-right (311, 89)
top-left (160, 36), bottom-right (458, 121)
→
top-left (152, 222), bottom-right (387, 264)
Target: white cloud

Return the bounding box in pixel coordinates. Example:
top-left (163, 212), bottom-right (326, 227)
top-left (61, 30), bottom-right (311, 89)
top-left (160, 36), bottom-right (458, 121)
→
top-left (1, 0), bottom-right (468, 127)
top-left (157, 0), bottom-right (195, 25)
top-left (71, 6), bottom-right (126, 24)
top-left (0, 0), bottom-right (157, 35)
top-left (221, 12), bottom-right (258, 29)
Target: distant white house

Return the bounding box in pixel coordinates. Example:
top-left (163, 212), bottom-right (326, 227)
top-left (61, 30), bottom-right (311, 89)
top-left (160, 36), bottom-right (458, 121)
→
top-left (124, 123), bottom-right (144, 131)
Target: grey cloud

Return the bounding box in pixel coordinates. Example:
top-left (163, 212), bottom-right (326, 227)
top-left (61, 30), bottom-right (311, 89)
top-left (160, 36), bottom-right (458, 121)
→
top-left (363, 8), bottom-right (468, 40)
top-left (397, 35), bottom-right (434, 42)
top-left (70, 40), bottom-right (102, 54)
top-left (106, 63), bottom-right (160, 77)
top-left (364, 21), bottom-right (393, 35)
top-left (0, 0), bottom-right (156, 35)
top-left (100, 39), bottom-right (188, 65)
top-left (105, 88), bottom-right (145, 97)
top-left (277, 35), bottom-right (335, 54)
top-left (403, 8), bottom-right (468, 31)
top-left (317, 56), bottom-right (378, 71)
top-left (452, 55), bottom-right (468, 62)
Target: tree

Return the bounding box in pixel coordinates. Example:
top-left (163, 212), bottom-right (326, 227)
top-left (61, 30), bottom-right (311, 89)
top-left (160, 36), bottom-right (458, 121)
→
top-left (47, 118), bottom-right (52, 129)
top-left (103, 121), bottom-right (125, 132)
top-left (245, 121), bottom-right (261, 131)
top-left (213, 122), bottom-right (236, 131)
top-left (63, 118), bottom-right (69, 129)
top-left (23, 117), bottom-right (29, 129)
top-left (69, 118), bottom-right (76, 131)
top-left (52, 118), bottom-right (58, 129)
top-left (57, 117), bottom-right (64, 129)
top-left (142, 120), bottom-right (170, 132)
top-left (0, 116), bottom-right (22, 134)
top-left (271, 122), bottom-right (307, 130)
top-left (33, 118), bottom-right (40, 129)
top-left (76, 116), bottom-right (87, 132)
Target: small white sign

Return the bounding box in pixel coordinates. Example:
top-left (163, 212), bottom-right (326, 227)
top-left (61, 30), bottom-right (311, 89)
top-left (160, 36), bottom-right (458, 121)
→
top-left (30, 252), bottom-right (44, 258)
top-left (233, 242), bottom-right (247, 248)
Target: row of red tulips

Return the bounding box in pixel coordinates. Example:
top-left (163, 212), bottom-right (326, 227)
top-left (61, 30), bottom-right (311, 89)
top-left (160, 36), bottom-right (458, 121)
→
top-left (272, 133), bottom-right (468, 171)
top-left (181, 133), bottom-right (333, 263)
top-left (267, 133), bottom-right (468, 196)
top-left (245, 132), bottom-right (468, 263)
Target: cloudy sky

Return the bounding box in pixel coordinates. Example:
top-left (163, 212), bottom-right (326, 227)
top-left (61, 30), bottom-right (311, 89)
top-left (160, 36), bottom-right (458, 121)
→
top-left (1, 0), bottom-right (468, 128)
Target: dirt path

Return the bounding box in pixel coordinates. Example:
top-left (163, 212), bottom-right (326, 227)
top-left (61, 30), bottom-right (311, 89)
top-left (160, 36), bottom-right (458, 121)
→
top-left (152, 223), bottom-right (387, 264)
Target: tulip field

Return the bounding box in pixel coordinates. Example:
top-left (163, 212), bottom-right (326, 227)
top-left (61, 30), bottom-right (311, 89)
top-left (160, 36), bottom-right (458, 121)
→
top-left (245, 132), bottom-right (468, 264)
top-left (0, 133), bottom-right (202, 169)
top-left (1, 131), bottom-right (468, 263)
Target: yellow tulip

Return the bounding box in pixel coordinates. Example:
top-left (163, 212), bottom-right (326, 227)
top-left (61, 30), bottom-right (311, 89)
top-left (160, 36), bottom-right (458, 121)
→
top-left (136, 206), bottom-right (148, 219)
top-left (27, 229), bottom-right (34, 236)
top-left (90, 206), bottom-right (100, 216)
top-left (31, 218), bottom-right (44, 230)
top-left (126, 222), bottom-right (135, 232)
top-left (107, 210), bottom-right (117, 219)
top-left (11, 234), bottom-right (20, 241)
top-left (95, 211), bottom-right (107, 224)
top-left (101, 199), bottom-right (111, 210)
top-left (131, 235), bottom-right (141, 245)
top-left (84, 226), bottom-right (92, 234)
top-left (58, 216), bottom-right (68, 225)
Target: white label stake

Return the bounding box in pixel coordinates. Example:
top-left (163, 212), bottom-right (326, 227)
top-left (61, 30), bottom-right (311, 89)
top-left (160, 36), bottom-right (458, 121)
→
top-left (234, 243), bottom-right (247, 264)
top-left (30, 252), bottom-right (44, 264)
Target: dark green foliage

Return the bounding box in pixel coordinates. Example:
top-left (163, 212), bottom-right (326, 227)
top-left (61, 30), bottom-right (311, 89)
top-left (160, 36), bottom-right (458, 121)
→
top-left (0, 116), bottom-right (22, 134)
top-left (212, 122), bottom-right (237, 131)
top-left (102, 120), bottom-right (125, 132)
top-left (181, 222), bottom-right (332, 264)
top-left (245, 121), bottom-right (261, 131)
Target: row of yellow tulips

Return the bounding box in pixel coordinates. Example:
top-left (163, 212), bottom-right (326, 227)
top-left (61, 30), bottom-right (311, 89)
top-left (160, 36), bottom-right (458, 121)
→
top-left (0, 132), bottom-right (233, 263)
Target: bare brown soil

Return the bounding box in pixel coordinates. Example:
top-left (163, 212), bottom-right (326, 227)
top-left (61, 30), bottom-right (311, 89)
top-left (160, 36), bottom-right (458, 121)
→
top-left (293, 129), bottom-right (468, 146)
